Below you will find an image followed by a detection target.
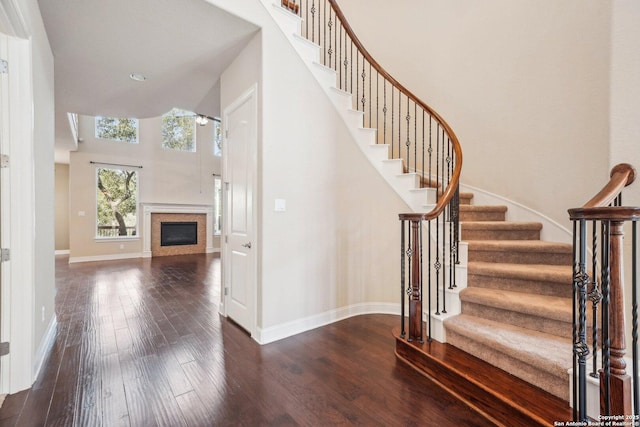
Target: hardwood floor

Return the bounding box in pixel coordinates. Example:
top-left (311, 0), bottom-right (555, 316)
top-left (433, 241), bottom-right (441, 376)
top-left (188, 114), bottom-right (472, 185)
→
top-left (0, 254), bottom-right (491, 426)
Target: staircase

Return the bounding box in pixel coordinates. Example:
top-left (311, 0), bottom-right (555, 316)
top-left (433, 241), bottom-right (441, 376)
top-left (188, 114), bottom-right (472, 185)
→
top-left (445, 194), bottom-right (574, 401)
top-left (265, 0), bottom-right (575, 422)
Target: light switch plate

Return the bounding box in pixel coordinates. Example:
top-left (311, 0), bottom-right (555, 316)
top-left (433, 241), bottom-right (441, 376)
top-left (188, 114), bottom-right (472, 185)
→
top-left (275, 199), bottom-right (286, 212)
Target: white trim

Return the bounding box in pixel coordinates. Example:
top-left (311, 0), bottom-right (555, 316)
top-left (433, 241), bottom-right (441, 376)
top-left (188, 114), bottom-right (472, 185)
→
top-left (69, 252), bottom-right (142, 264)
top-left (254, 303), bottom-right (401, 345)
top-left (32, 315), bottom-right (56, 381)
top-left (207, 247), bottom-right (221, 254)
top-left (54, 250), bottom-right (70, 256)
top-left (459, 182), bottom-right (573, 243)
top-left (140, 203), bottom-right (214, 258)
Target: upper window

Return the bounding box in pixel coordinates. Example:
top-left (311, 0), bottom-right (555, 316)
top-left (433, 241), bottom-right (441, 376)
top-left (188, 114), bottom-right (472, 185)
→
top-left (96, 167), bottom-right (138, 238)
top-left (162, 108), bottom-right (196, 152)
top-left (95, 117), bottom-right (139, 143)
top-left (213, 118), bottom-right (222, 157)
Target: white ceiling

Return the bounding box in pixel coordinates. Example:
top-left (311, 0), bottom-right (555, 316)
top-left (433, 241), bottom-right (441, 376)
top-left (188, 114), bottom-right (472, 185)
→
top-left (38, 0), bottom-right (259, 156)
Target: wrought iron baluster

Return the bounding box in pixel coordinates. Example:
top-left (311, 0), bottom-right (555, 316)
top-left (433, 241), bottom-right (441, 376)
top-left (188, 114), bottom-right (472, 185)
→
top-left (422, 110), bottom-right (425, 188)
top-left (633, 220), bottom-right (639, 417)
top-left (356, 51), bottom-right (359, 111)
top-left (369, 62), bottom-right (372, 128)
top-left (413, 102), bottom-right (424, 177)
top-left (327, 7), bottom-right (332, 69)
top-left (405, 97), bottom-right (410, 173)
top-left (419, 222), bottom-right (424, 343)
top-left (311, 0), bottom-right (316, 43)
top-left (391, 88), bottom-right (394, 158)
top-left (427, 219), bottom-right (432, 339)
top-left (602, 220), bottom-right (612, 416)
top-left (382, 79), bottom-right (393, 149)
top-left (323, 0), bottom-right (326, 65)
top-left (401, 220), bottom-right (406, 338)
top-left (590, 220), bottom-right (601, 378)
top-left (360, 59), bottom-right (366, 112)
top-left (572, 220), bottom-right (579, 421)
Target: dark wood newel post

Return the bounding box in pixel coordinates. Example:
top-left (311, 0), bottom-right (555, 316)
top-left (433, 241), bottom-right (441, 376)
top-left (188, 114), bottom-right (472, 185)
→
top-left (408, 220), bottom-right (423, 342)
top-left (602, 220), bottom-right (632, 416)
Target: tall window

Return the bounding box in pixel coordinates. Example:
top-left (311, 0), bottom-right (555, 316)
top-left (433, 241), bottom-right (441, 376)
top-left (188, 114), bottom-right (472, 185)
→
top-left (95, 117), bottom-right (139, 143)
top-left (162, 108), bottom-right (196, 152)
top-left (214, 177), bottom-right (222, 235)
top-left (96, 167), bottom-right (138, 238)
top-left (213, 118), bottom-right (222, 157)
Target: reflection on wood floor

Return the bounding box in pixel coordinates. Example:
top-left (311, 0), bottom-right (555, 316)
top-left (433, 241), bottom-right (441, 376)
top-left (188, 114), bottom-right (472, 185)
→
top-left (0, 254), bottom-right (488, 426)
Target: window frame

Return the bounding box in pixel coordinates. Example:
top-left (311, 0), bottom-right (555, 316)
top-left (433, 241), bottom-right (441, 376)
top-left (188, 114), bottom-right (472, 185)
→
top-left (161, 108), bottom-right (197, 152)
top-left (95, 165), bottom-right (140, 240)
top-left (94, 116), bottom-right (139, 144)
top-left (213, 117), bottom-right (222, 157)
top-left (213, 176), bottom-right (222, 236)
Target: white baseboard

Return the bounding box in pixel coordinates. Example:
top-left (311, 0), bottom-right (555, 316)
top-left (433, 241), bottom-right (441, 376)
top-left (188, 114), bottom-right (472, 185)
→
top-left (206, 247), bottom-right (221, 254)
top-left (32, 315), bottom-right (57, 381)
top-left (68, 252), bottom-right (143, 264)
top-left (254, 302), bottom-right (400, 345)
top-left (54, 249), bottom-right (69, 255)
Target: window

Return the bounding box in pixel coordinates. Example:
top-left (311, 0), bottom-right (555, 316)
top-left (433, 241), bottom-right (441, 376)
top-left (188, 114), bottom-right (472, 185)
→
top-left (95, 117), bottom-right (139, 143)
top-left (96, 167), bottom-right (138, 238)
top-left (162, 108), bottom-right (196, 152)
top-left (213, 118), bottom-right (222, 156)
top-left (214, 177), bottom-right (222, 235)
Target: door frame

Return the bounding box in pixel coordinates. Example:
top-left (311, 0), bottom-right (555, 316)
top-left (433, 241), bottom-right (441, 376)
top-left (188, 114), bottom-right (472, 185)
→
top-left (221, 83), bottom-right (258, 337)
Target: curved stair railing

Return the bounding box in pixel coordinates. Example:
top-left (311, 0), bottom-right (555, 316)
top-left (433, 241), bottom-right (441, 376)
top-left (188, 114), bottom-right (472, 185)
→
top-left (282, 0), bottom-right (463, 344)
top-left (569, 163), bottom-right (638, 421)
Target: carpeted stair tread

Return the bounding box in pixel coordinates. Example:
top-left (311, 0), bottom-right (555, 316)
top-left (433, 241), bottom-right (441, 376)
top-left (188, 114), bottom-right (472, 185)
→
top-left (460, 287), bottom-right (572, 325)
top-left (468, 261), bottom-right (572, 284)
top-left (459, 192), bottom-right (474, 205)
top-left (444, 314), bottom-right (573, 380)
top-left (461, 221), bottom-right (542, 241)
top-left (460, 205), bottom-right (508, 221)
top-left (467, 240), bottom-right (573, 265)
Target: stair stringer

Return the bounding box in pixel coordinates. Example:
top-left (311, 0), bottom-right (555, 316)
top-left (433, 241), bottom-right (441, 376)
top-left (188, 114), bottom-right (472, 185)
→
top-left (262, 1), bottom-right (432, 213)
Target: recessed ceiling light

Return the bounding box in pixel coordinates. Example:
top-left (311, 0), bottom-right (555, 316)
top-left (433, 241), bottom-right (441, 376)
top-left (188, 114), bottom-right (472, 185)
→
top-left (129, 73), bottom-right (147, 82)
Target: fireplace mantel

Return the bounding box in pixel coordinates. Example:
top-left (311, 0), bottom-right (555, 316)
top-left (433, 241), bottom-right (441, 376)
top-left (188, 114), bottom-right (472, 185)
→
top-left (141, 203), bottom-right (214, 258)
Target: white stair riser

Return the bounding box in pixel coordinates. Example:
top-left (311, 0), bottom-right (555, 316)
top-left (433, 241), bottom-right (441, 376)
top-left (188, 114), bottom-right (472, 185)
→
top-left (270, 4), bottom-right (302, 36)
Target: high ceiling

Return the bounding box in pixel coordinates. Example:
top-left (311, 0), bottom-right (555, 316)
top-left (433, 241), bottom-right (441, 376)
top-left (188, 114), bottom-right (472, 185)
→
top-left (38, 0), bottom-right (259, 156)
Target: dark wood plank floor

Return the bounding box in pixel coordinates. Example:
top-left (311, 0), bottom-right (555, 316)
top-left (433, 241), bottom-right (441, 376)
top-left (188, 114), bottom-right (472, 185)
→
top-left (0, 254), bottom-right (491, 426)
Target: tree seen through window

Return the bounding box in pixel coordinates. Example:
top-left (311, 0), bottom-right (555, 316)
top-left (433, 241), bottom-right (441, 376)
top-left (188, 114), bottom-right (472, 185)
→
top-left (96, 167), bottom-right (138, 237)
top-left (162, 108), bottom-right (196, 151)
top-left (95, 117), bottom-right (139, 143)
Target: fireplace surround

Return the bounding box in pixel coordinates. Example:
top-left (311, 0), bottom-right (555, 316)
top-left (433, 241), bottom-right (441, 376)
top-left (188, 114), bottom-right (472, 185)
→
top-left (142, 203), bottom-right (214, 257)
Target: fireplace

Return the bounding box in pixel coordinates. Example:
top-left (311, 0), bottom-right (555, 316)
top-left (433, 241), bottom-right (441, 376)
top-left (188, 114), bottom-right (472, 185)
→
top-left (160, 221), bottom-right (198, 246)
top-left (142, 204), bottom-right (214, 258)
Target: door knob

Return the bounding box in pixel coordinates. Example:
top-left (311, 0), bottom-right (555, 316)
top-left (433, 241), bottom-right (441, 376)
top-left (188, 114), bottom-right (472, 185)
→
top-left (242, 242), bottom-right (252, 249)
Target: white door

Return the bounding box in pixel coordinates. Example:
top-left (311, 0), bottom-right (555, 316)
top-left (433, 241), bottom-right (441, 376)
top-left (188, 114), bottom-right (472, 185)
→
top-left (223, 85), bottom-right (257, 334)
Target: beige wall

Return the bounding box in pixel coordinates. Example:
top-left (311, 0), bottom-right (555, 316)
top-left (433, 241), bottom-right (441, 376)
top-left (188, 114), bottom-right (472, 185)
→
top-left (219, 8), bottom-right (408, 336)
top-left (54, 163), bottom-right (69, 251)
top-left (337, 0), bottom-right (612, 229)
top-left (69, 114), bottom-right (220, 260)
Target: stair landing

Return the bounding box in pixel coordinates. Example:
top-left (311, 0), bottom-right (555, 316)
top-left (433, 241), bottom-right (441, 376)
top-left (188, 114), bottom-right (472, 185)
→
top-left (394, 327), bottom-right (572, 426)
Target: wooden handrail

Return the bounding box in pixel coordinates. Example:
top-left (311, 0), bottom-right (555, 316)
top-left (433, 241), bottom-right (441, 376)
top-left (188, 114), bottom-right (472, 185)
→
top-left (581, 163), bottom-right (636, 209)
top-left (568, 163), bottom-right (638, 420)
top-left (328, 0), bottom-right (463, 219)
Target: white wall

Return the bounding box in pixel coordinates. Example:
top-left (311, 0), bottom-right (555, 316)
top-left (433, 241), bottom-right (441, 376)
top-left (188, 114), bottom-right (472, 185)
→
top-left (337, 0), bottom-right (612, 230)
top-left (69, 114), bottom-right (220, 260)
